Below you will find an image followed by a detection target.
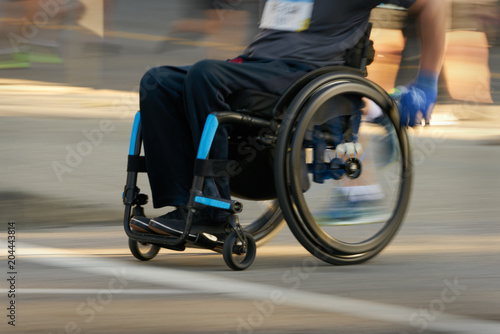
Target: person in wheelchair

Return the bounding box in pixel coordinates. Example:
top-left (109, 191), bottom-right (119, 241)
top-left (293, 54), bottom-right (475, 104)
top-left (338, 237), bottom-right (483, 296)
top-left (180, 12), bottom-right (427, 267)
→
top-left (130, 0), bottom-right (446, 236)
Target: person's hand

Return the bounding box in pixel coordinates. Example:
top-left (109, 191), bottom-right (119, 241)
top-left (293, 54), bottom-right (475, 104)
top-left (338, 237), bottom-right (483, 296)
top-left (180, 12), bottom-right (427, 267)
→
top-left (392, 71), bottom-right (439, 127)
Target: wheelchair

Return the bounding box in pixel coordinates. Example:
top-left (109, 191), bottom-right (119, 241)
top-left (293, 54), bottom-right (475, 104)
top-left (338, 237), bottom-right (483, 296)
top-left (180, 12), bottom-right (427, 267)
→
top-left (122, 38), bottom-right (412, 271)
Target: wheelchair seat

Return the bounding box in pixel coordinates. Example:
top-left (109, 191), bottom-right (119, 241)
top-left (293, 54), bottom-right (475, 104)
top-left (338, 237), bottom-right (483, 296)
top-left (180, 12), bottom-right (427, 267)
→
top-left (225, 67), bottom-right (367, 202)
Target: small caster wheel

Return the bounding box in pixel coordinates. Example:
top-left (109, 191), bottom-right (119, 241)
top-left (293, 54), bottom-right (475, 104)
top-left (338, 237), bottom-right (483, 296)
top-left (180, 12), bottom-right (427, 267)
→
top-left (223, 231), bottom-right (256, 271)
top-left (128, 238), bottom-right (160, 261)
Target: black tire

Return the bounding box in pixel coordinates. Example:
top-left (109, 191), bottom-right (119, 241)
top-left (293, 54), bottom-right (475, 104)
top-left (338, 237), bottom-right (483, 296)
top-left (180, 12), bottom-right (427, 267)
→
top-left (223, 231), bottom-right (257, 270)
top-left (274, 72), bottom-right (412, 265)
top-left (128, 238), bottom-right (161, 261)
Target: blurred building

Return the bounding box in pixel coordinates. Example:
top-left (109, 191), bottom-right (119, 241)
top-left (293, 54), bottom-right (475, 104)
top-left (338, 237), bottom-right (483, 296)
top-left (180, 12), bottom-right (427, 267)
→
top-left (368, 1), bottom-right (500, 106)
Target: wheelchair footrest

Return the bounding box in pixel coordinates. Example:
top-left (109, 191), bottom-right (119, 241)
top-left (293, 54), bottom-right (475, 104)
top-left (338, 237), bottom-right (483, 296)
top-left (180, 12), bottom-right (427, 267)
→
top-left (129, 230), bottom-right (188, 251)
top-left (129, 224), bottom-right (225, 253)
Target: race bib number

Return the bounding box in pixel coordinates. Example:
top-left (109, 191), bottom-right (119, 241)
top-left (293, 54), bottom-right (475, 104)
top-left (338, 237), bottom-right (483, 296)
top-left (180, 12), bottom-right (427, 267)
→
top-left (260, 0), bottom-right (314, 32)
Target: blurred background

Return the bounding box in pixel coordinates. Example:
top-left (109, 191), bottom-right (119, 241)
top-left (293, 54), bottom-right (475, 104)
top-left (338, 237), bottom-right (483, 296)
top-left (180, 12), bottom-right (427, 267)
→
top-left (1, 1), bottom-right (500, 333)
top-left (0, 0), bottom-right (499, 97)
top-left (1, 0), bottom-right (499, 225)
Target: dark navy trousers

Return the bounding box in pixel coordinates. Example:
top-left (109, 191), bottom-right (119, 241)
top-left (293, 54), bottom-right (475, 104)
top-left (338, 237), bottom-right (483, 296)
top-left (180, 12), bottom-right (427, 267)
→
top-left (139, 58), bottom-right (314, 209)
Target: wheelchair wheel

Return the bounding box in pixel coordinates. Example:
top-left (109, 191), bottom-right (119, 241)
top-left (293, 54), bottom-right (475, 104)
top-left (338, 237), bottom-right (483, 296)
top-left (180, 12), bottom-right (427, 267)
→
top-left (223, 231), bottom-right (257, 270)
top-left (128, 238), bottom-right (160, 261)
top-left (275, 72), bottom-right (412, 265)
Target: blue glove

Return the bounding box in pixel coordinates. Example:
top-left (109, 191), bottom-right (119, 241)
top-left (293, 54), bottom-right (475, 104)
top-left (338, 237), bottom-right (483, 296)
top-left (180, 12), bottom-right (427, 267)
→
top-left (392, 71), bottom-right (439, 127)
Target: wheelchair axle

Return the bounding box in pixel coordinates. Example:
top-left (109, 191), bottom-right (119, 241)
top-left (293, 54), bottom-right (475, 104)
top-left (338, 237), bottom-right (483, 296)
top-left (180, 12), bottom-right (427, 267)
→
top-left (345, 158), bottom-right (362, 179)
top-left (309, 156), bottom-right (363, 183)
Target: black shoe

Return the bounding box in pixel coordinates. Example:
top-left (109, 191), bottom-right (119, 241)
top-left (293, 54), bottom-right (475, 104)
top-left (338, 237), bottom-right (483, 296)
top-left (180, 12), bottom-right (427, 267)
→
top-left (149, 206), bottom-right (227, 237)
top-left (129, 216), bottom-right (155, 234)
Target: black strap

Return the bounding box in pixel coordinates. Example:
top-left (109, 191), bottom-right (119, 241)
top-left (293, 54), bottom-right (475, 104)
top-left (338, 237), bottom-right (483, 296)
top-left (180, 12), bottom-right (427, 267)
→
top-left (344, 22), bottom-right (374, 76)
top-left (127, 155), bottom-right (147, 172)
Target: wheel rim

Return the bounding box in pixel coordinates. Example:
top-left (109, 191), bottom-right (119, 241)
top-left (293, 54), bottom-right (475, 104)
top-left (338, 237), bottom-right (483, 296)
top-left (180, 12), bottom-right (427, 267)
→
top-left (275, 75), bottom-right (412, 260)
top-left (290, 108), bottom-right (406, 254)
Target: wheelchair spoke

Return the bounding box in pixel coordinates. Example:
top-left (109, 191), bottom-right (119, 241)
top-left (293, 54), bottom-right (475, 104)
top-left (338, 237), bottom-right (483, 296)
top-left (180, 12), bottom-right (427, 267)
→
top-left (303, 116), bottom-right (402, 243)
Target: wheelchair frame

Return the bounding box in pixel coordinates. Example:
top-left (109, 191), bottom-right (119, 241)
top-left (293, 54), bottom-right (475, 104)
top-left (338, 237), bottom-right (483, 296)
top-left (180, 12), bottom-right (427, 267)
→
top-left (122, 65), bottom-right (412, 270)
top-left (123, 22), bottom-right (412, 270)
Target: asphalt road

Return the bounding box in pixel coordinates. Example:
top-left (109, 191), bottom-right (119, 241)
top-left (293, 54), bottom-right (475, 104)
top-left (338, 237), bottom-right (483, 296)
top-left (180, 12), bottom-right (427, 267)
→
top-left (1, 97), bottom-right (499, 333)
top-left (1, 1), bottom-right (500, 333)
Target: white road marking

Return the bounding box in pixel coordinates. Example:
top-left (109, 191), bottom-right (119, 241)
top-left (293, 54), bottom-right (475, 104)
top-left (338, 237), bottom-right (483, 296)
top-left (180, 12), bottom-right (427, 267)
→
top-left (4, 240), bottom-right (500, 334)
top-left (3, 288), bottom-right (196, 295)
